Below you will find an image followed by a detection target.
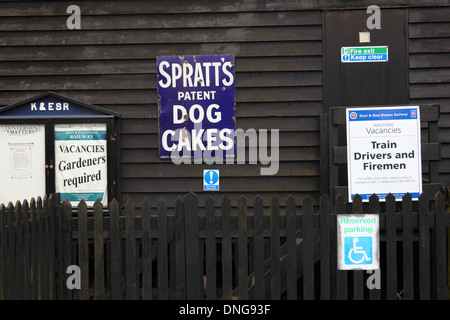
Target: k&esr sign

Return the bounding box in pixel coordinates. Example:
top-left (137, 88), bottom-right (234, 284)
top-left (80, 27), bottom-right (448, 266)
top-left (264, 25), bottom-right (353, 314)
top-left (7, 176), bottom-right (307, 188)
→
top-left (346, 106), bottom-right (422, 202)
top-left (157, 55), bottom-right (236, 160)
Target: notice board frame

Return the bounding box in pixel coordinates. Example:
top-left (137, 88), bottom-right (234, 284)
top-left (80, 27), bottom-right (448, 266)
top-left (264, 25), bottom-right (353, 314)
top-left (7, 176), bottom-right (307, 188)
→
top-left (0, 92), bottom-right (121, 208)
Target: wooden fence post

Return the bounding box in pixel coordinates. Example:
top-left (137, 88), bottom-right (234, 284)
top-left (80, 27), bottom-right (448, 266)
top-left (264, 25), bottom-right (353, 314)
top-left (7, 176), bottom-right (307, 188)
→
top-left (270, 196), bottom-right (280, 300)
top-left (174, 196), bottom-right (186, 300)
top-left (285, 195), bottom-right (297, 300)
top-left (109, 199), bottom-right (122, 300)
top-left (141, 197), bottom-right (153, 300)
top-left (221, 196), bottom-right (232, 300)
top-left (402, 193), bottom-right (414, 300)
top-left (36, 197), bottom-right (44, 300)
top-left (93, 199), bottom-right (105, 300)
top-left (15, 201), bottom-right (24, 300)
top-left (78, 200), bottom-right (89, 300)
top-left (302, 195), bottom-right (314, 300)
top-left (125, 198), bottom-right (137, 300)
top-left (418, 193), bottom-right (430, 300)
top-left (434, 192), bottom-right (447, 300)
top-left (368, 193), bottom-right (381, 300)
top-left (0, 204), bottom-right (6, 300)
top-left (335, 194), bottom-right (347, 300)
top-left (47, 194), bottom-right (57, 300)
top-left (61, 199), bottom-right (73, 300)
top-left (238, 196), bottom-right (248, 300)
top-left (205, 196), bottom-right (216, 300)
top-left (157, 197), bottom-right (168, 300)
top-left (53, 193), bottom-right (65, 300)
top-left (22, 199), bottom-right (30, 300)
top-left (29, 198), bottom-right (37, 299)
top-left (253, 195), bottom-right (264, 300)
top-left (319, 194), bottom-right (331, 300)
top-left (42, 196), bottom-right (49, 299)
top-left (7, 202), bottom-right (15, 300)
top-left (184, 192), bottom-right (201, 300)
top-left (352, 194), bottom-right (364, 300)
top-left (385, 193), bottom-right (397, 300)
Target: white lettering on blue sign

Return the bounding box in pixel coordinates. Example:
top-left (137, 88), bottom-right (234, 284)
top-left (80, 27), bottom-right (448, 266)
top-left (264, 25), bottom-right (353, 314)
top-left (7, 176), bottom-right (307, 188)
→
top-left (341, 46), bottom-right (388, 63)
top-left (157, 55), bottom-right (236, 160)
top-left (30, 102), bottom-right (69, 112)
top-left (203, 169), bottom-right (219, 191)
top-left (344, 237), bottom-right (372, 265)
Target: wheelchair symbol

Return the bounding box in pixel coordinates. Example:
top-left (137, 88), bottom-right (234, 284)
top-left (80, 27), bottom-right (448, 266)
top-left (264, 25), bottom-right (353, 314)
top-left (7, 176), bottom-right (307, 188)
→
top-left (345, 237), bottom-right (372, 265)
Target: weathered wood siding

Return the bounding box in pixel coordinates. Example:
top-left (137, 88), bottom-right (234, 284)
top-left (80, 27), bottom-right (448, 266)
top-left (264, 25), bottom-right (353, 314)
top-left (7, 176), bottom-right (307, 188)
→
top-left (408, 7), bottom-right (450, 185)
top-left (0, 1), bottom-right (449, 206)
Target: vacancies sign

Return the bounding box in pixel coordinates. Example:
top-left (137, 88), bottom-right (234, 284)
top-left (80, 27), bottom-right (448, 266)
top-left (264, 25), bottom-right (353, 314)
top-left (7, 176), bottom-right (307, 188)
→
top-left (157, 55), bottom-right (236, 160)
top-left (55, 123), bottom-right (108, 206)
top-left (346, 106), bottom-right (422, 202)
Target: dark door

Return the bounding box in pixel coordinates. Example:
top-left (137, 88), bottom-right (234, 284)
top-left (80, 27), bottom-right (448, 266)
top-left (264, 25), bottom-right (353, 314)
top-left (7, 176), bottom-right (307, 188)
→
top-left (323, 8), bottom-right (409, 198)
top-left (324, 8), bottom-right (408, 110)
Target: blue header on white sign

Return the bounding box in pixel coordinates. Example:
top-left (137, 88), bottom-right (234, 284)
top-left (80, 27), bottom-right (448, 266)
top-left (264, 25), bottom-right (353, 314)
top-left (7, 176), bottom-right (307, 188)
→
top-left (348, 108), bottom-right (418, 121)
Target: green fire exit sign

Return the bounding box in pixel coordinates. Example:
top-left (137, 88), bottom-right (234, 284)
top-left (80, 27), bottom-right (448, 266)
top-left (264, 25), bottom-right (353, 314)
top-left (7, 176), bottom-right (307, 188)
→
top-left (341, 46), bottom-right (388, 63)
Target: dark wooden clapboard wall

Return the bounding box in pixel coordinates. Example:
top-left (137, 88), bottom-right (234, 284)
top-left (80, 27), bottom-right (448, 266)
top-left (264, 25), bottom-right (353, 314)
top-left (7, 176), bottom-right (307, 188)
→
top-left (0, 1), bottom-right (449, 207)
top-left (0, 1), bottom-right (323, 207)
top-left (408, 7), bottom-right (450, 186)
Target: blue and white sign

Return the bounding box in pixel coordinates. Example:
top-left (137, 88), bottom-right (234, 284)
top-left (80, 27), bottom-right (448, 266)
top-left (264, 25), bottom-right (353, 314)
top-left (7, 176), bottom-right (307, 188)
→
top-left (344, 237), bottom-right (372, 266)
top-left (346, 106), bottom-right (422, 202)
top-left (203, 169), bottom-right (219, 191)
top-left (341, 46), bottom-right (388, 63)
top-left (157, 55), bottom-right (236, 160)
top-left (55, 123), bottom-right (108, 206)
top-left (338, 214), bottom-right (379, 270)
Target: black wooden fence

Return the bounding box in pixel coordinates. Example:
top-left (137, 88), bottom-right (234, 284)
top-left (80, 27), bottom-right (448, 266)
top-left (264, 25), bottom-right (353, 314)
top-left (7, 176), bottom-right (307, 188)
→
top-left (0, 192), bottom-right (448, 300)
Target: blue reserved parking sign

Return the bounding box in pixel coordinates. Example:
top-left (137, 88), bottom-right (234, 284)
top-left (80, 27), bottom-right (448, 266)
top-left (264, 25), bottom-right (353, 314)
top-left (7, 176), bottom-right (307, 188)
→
top-left (344, 236), bottom-right (372, 266)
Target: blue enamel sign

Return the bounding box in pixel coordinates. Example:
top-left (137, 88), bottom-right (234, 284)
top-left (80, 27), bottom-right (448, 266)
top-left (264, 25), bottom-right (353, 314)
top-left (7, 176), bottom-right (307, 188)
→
top-left (157, 55), bottom-right (236, 160)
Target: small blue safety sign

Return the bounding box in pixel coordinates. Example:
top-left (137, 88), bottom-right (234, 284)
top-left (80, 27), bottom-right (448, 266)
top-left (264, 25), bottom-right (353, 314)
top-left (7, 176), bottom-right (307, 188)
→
top-left (203, 169), bottom-right (219, 191)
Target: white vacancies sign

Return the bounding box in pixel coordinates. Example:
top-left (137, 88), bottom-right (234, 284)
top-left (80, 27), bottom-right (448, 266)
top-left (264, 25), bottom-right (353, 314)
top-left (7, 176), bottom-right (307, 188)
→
top-left (346, 106), bottom-right (422, 202)
top-left (55, 123), bottom-right (108, 206)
